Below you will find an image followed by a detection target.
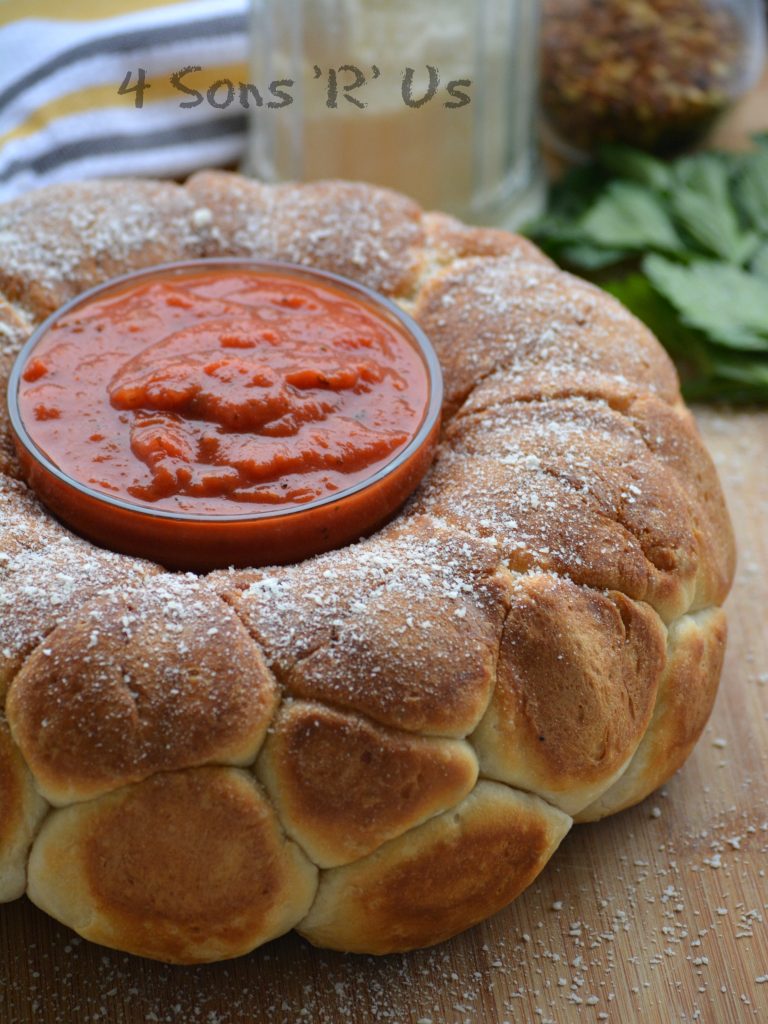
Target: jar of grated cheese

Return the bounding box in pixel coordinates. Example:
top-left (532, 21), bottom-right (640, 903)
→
top-left (244, 0), bottom-right (543, 228)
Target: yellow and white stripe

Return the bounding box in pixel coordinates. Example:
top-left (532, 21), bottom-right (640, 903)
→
top-left (0, 0), bottom-right (251, 201)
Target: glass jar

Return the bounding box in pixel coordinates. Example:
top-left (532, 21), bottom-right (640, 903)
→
top-left (245, 0), bottom-right (543, 228)
top-left (541, 0), bottom-right (767, 158)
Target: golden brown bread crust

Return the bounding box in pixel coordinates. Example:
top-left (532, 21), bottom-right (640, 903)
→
top-left (622, 397), bottom-right (736, 611)
top-left (0, 717), bottom-right (47, 900)
top-left (412, 255), bottom-right (681, 418)
top-left (0, 178), bottom-right (208, 319)
top-left (472, 574), bottom-right (666, 815)
top-left (7, 575), bottom-right (279, 806)
top-left (297, 781), bottom-right (571, 953)
top-left (413, 394), bottom-right (705, 621)
top-left (451, 381), bottom-right (734, 616)
top-left (0, 297), bottom-right (33, 478)
top-left (216, 516), bottom-right (512, 737)
top-left (257, 701), bottom-right (478, 867)
top-left (186, 171), bottom-right (425, 299)
top-left (576, 607), bottom-right (727, 821)
top-left (27, 767), bottom-right (318, 963)
top-left (0, 172), bottom-right (735, 962)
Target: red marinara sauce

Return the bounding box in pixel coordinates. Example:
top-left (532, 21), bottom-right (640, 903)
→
top-left (18, 268), bottom-right (430, 514)
top-left (11, 262), bottom-right (441, 570)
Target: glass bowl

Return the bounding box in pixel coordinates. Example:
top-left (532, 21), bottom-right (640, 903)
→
top-left (7, 259), bottom-right (443, 572)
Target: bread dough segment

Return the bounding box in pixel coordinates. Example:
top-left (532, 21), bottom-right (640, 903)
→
top-left (0, 716), bottom-right (48, 901)
top-left (412, 256), bottom-right (680, 418)
top-left (0, 295), bottom-right (33, 353)
top-left (284, 580), bottom-right (505, 737)
top-left (410, 453), bottom-right (657, 606)
top-left (0, 475), bottom-right (159, 695)
top-left (0, 474), bottom-right (63, 564)
top-left (0, 179), bottom-right (208, 319)
top-left (454, 381), bottom-right (734, 616)
top-left (419, 213), bottom-right (554, 279)
top-left (0, 297), bottom-right (34, 478)
top-left (257, 700), bottom-right (478, 868)
top-left (623, 397), bottom-right (735, 612)
top-left (27, 766), bottom-right (318, 963)
top-left (472, 574), bottom-right (666, 815)
top-left (458, 363), bottom-right (682, 420)
top-left (7, 574), bottom-right (279, 806)
top-left (215, 515), bottom-right (504, 672)
top-left (576, 607), bottom-right (727, 821)
top-left (441, 395), bottom-right (702, 621)
top-left (186, 171), bottom-right (424, 299)
top-left (220, 517), bottom-right (511, 737)
top-left (297, 780), bottom-right (571, 954)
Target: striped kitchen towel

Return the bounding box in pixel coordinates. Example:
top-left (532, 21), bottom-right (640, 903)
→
top-left (0, 0), bottom-right (251, 202)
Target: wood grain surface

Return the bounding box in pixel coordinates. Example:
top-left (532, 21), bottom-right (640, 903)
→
top-left (1, 415), bottom-right (766, 1024)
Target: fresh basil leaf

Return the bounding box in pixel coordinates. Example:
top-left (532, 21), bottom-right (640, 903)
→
top-left (580, 182), bottom-right (683, 253)
top-left (644, 255), bottom-right (768, 351)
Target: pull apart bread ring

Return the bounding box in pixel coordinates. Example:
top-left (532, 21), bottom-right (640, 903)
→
top-left (0, 174), bottom-right (734, 963)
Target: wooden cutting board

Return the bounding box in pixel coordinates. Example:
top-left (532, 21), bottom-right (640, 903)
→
top-left (1, 419), bottom-right (766, 1024)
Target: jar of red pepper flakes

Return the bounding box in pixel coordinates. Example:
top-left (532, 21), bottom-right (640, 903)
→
top-left (541, 0), bottom-right (766, 158)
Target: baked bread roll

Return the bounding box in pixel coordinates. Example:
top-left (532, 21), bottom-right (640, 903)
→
top-left (0, 173), bottom-right (734, 962)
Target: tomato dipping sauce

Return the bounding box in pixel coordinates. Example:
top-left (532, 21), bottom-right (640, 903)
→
top-left (18, 267), bottom-right (429, 514)
top-left (9, 261), bottom-right (442, 570)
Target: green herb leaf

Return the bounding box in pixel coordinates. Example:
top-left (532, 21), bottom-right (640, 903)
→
top-left (525, 165), bottom-right (609, 247)
top-left (751, 243), bottom-right (768, 281)
top-left (580, 182), bottom-right (682, 253)
top-left (681, 375), bottom-right (768, 403)
top-left (524, 140), bottom-right (768, 403)
top-left (689, 349), bottom-right (768, 403)
top-left (709, 351), bottom-right (768, 387)
top-left (673, 153), bottom-right (732, 203)
top-left (556, 243), bottom-right (631, 270)
top-left (735, 147), bottom-right (768, 235)
top-left (597, 144), bottom-right (672, 191)
top-left (668, 151), bottom-right (759, 263)
top-left (670, 186), bottom-right (758, 264)
top-left (644, 255), bottom-right (768, 351)
top-left (606, 274), bottom-right (710, 366)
